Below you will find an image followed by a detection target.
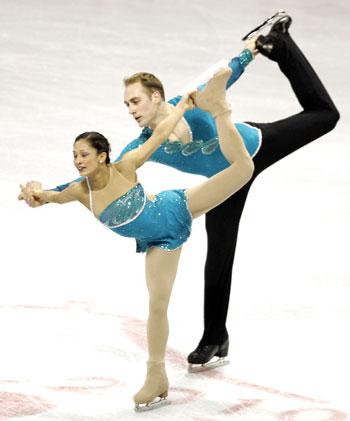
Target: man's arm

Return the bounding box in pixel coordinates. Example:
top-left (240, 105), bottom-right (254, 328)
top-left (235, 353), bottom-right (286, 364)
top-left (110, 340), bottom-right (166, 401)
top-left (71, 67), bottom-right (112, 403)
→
top-left (226, 48), bottom-right (254, 89)
top-left (53, 178), bottom-right (83, 192)
top-left (114, 137), bottom-right (144, 163)
top-left (179, 39), bottom-right (257, 95)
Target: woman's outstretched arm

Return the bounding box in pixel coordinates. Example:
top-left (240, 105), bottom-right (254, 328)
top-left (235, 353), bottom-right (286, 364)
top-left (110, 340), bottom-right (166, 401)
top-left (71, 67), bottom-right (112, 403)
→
top-left (19, 182), bottom-right (81, 205)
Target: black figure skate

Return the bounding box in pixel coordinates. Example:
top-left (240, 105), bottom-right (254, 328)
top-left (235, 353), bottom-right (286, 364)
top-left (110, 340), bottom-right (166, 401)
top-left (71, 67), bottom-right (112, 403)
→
top-left (187, 338), bottom-right (230, 373)
top-left (241, 10), bottom-right (287, 41)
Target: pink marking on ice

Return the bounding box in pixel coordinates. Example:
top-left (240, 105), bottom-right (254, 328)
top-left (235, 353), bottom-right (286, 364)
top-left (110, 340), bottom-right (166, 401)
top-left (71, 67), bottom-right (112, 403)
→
top-left (279, 407), bottom-right (349, 421)
top-left (120, 315), bottom-right (329, 405)
top-left (0, 381), bottom-right (20, 385)
top-left (50, 377), bottom-right (123, 394)
top-left (198, 368), bottom-right (328, 404)
top-left (221, 399), bottom-right (263, 415)
top-left (0, 392), bottom-right (54, 420)
top-left (170, 387), bottom-right (204, 405)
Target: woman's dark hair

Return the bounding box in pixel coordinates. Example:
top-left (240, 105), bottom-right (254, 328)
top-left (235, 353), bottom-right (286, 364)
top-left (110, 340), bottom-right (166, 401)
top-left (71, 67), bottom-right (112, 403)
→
top-left (75, 131), bottom-right (111, 164)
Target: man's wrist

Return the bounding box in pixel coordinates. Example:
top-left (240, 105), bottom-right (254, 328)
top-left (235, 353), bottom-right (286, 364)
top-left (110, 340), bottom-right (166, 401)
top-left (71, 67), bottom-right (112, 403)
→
top-left (239, 48), bottom-right (254, 67)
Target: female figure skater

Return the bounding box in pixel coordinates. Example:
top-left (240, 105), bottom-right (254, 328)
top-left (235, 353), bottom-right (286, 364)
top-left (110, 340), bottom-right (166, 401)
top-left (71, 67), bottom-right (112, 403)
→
top-left (19, 69), bottom-right (254, 411)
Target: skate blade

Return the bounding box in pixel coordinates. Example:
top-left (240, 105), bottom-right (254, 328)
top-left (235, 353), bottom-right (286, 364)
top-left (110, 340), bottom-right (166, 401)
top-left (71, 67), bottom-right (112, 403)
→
top-left (242, 10), bottom-right (286, 41)
top-left (188, 357), bottom-right (230, 373)
top-left (134, 397), bottom-right (170, 412)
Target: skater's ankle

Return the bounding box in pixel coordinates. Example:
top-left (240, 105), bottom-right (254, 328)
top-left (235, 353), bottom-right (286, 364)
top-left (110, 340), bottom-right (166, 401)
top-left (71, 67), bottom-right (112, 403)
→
top-left (147, 360), bottom-right (165, 366)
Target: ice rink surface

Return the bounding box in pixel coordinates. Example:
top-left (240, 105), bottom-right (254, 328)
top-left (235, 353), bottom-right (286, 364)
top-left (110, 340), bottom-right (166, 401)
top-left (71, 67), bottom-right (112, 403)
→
top-left (1, 0), bottom-right (350, 419)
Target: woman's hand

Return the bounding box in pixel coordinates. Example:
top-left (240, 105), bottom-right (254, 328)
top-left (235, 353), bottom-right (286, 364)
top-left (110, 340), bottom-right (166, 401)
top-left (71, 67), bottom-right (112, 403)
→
top-left (31, 188), bottom-right (47, 202)
top-left (178, 91), bottom-right (197, 111)
top-left (18, 181), bottom-right (47, 207)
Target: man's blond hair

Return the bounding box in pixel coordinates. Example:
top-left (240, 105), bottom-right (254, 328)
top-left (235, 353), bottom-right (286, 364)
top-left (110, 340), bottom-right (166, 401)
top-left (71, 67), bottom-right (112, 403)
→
top-left (124, 72), bottom-right (165, 100)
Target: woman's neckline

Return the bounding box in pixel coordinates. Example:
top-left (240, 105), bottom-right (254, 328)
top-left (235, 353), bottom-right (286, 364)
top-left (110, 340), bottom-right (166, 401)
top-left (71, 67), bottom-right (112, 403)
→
top-left (87, 166), bottom-right (112, 192)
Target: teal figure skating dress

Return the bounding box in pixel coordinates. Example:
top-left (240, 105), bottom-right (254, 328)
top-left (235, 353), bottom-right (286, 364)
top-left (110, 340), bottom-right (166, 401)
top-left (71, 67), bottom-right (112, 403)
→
top-left (88, 181), bottom-right (192, 253)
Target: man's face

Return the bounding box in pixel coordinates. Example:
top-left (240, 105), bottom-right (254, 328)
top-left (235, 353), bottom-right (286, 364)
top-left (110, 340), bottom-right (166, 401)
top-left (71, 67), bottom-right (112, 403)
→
top-left (124, 82), bottom-right (161, 127)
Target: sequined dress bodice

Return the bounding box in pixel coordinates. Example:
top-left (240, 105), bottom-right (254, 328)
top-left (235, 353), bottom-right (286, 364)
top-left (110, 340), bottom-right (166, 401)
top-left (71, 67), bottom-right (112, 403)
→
top-left (87, 175), bottom-right (192, 253)
top-left (98, 183), bottom-right (146, 228)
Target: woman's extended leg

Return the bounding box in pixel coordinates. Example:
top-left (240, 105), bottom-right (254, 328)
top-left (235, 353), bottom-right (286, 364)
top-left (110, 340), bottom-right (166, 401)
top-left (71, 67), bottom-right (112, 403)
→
top-left (134, 247), bottom-right (182, 407)
top-left (186, 69), bottom-right (254, 218)
top-left (186, 111), bottom-right (253, 218)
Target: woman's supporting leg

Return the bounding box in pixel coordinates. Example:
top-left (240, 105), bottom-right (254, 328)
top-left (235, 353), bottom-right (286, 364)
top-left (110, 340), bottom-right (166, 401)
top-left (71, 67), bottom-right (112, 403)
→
top-left (186, 114), bottom-right (253, 218)
top-left (134, 247), bottom-right (182, 405)
top-left (145, 247), bottom-right (182, 362)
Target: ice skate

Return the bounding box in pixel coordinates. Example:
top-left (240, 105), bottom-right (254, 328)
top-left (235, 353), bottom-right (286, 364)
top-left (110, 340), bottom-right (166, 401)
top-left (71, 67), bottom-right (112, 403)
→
top-left (187, 339), bottom-right (230, 373)
top-left (192, 67), bottom-right (232, 117)
top-left (134, 361), bottom-right (170, 412)
top-left (241, 10), bottom-right (287, 41)
top-left (255, 15), bottom-right (293, 59)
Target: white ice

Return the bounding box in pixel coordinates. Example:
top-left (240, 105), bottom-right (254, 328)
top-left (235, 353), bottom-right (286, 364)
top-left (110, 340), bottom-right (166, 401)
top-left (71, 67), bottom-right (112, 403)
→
top-left (1, 0), bottom-right (350, 420)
